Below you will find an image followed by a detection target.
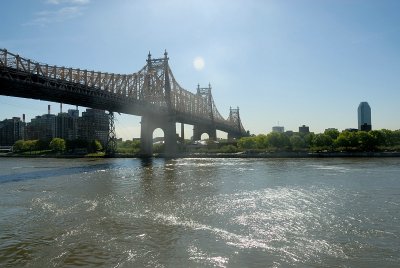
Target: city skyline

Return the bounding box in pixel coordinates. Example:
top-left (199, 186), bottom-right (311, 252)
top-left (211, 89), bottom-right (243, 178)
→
top-left (1, 0), bottom-right (400, 140)
top-left (0, 99), bottom-right (375, 142)
top-left (0, 107), bottom-right (111, 146)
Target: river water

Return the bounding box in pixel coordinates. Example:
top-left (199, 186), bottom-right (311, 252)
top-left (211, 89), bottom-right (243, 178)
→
top-left (0, 157), bottom-right (399, 267)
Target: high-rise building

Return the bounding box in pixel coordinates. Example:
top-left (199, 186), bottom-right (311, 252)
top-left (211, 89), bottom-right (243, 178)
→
top-left (272, 126), bottom-right (284, 133)
top-left (78, 109), bottom-right (109, 146)
top-left (0, 117), bottom-right (25, 146)
top-left (358, 102), bottom-right (371, 131)
top-left (55, 109), bottom-right (79, 140)
top-left (299, 125), bottom-right (310, 134)
top-left (26, 114), bottom-right (56, 140)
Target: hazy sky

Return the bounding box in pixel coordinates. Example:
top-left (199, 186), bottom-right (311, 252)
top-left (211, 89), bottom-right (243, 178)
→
top-left (1, 0), bottom-right (399, 140)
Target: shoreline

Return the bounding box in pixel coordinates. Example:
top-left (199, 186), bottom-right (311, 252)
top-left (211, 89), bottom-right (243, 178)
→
top-left (1, 151), bottom-right (400, 159)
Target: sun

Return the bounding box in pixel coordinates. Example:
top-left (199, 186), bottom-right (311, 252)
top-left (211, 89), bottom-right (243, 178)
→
top-left (193, 56), bottom-right (205, 71)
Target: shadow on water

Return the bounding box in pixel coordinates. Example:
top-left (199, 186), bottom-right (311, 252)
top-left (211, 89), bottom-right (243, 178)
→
top-left (140, 158), bottom-right (154, 168)
top-left (0, 163), bottom-right (114, 184)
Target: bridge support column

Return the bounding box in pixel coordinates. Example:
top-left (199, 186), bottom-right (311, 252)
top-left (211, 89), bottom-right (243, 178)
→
top-left (140, 115), bottom-right (177, 157)
top-left (227, 132), bottom-right (241, 141)
top-left (193, 125), bottom-right (217, 141)
top-left (181, 123), bottom-right (185, 143)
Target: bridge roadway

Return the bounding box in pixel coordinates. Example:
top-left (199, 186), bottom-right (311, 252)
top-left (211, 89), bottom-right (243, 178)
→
top-left (0, 49), bottom-right (247, 156)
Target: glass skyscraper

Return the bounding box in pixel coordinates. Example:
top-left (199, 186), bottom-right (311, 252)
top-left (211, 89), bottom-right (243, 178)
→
top-left (358, 102), bottom-right (371, 131)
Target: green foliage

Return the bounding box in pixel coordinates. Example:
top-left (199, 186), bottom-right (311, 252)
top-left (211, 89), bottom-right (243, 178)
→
top-left (117, 139), bottom-right (141, 154)
top-left (290, 135), bottom-right (305, 150)
top-left (13, 140), bottom-right (25, 152)
top-left (12, 139), bottom-right (52, 154)
top-left (10, 129), bottom-right (400, 156)
top-left (235, 129), bottom-right (400, 153)
top-left (335, 131), bottom-right (358, 149)
top-left (88, 140), bottom-right (103, 153)
top-left (254, 134), bottom-right (268, 149)
top-left (312, 134), bottom-right (333, 148)
top-left (266, 132), bottom-right (289, 150)
top-left (379, 129), bottom-right (400, 147)
top-left (303, 133), bottom-right (314, 148)
top-left (219, 145), bottom-right (238, 153)
top-left (25, 140), bottom-right (39, 151)
top-left (369, 130), bottom-right (385, 147)
top-left (324, 129), bottom-right (340, 140)
top-left (238, 136), bottom-right (257, 150)
top-left (206, 140), bottom-right (218, 150)
top-left (49, 138), bottom-right (66, 152)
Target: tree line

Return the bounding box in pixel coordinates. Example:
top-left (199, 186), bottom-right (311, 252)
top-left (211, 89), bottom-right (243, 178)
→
top-left (11, 129), bottom-right (400, 155)
top-left (13, 138), bottom-right (103, 154)
top-left (237, 129), bottom-right (400, 152)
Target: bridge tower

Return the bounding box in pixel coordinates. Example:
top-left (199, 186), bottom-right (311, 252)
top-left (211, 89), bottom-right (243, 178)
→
top-left (140, 51), bottom-right (177, 157)
top-left (227, 106), bottom-right (244, 140)
top-left (192, 83), bottom-right (217, 141)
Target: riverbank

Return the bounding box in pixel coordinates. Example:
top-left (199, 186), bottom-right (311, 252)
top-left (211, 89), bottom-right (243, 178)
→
top-left (177, 151), bottom-right (400, 158)
top-left (2, 151), bottom-right (400, 158)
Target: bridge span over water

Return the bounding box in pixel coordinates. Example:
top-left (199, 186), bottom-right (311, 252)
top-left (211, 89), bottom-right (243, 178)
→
top-left (0, 49), bottom-right (247, 156)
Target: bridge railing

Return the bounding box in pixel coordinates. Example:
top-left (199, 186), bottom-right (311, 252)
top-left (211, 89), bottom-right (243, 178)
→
top-left (166, 65), bottom-right (229, 125)
top-left (0, 49), bottom-right (150, 99)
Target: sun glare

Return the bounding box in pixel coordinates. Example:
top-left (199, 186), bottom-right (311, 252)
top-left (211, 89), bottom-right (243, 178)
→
top-left (193, 56), bottom-right (205, 71)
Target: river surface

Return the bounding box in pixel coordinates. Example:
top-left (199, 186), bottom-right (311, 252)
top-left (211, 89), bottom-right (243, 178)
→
top-left (0, 157), bottom-right (399, 267)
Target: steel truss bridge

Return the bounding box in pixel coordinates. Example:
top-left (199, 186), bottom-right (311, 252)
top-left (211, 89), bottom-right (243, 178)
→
top-left (0, 48), bottom-right (247, 156)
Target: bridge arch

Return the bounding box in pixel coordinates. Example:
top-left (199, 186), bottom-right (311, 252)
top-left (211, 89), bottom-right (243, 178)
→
top-left (140, 115), bottom-right (177, 157)
top-left (200, 133), bottom-right (209, 140)
top-left (152, 128), bottom-right (165, 154)
top-left (193, 124), bottom-right (217, 141)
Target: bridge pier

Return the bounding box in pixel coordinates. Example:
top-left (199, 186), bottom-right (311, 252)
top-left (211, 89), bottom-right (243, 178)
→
top-left (140, 115), bottom-right (177, 157)
top-left (193, 124), bottom-right (217, 141)
top-left (227, 132), bottom-right (241, 141)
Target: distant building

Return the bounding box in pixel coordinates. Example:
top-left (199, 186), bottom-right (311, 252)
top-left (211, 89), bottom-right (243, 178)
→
top-left (78, 109), bottom-right (109, 146)
top-left (299, 125), bottom-right (310, 134)
top-left (0, 117), bottom-right (25, 146)
top-left (325, 128), bottom-right (338, 132)
top-left (345, 128), bottom-right (358, 132)
top-left (26, 114), bottom-right (56, 140)
top-left (358, 102), bottom-right (371, 131)
top-left (2, 106), bottom-right (110, 146)
top-left (272, 126), bottom-right (284, 133)
top-left (55, 109), bottom-right (79, 140)
top-left (285, 130), bottom-right (294, 136)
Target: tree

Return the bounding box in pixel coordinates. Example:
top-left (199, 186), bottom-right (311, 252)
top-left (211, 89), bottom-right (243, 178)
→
top-left (88, 140), bottom-right (103, 153)
top-left (24, 140), bottom-right (39, 152)
top-left (255, 134), bottom-right (268, 149)
top-left (335, 131), bottom-right (358, 150)
top-left (324, 129), bottom-right (340, 140)
top-left (356, 131), bottom-right (376, 151)
top-left (49, 138), bottom-right (66, 152)
top-left (312, 134), bottom-right (333, 149)
top-left (290, 135), bottom-right (305, 150)
top-left (13, 140), bottom-right (25, 152)
top-left (237, 136), bottom-right (257, 150)
top-left (302, 133), bottom-right (315, 149)
top-left (266, 132), bottom-right (289, 150)
top-left (369, 130), bottom-right (385, 148)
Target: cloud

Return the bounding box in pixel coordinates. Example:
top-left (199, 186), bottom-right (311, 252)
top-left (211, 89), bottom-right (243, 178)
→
top-left (25, 6), bottom-right (85, 26)
top-left (25, 0), bottom-right (90, 26)
top-left (46, 0), bottom-right (90, 5)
